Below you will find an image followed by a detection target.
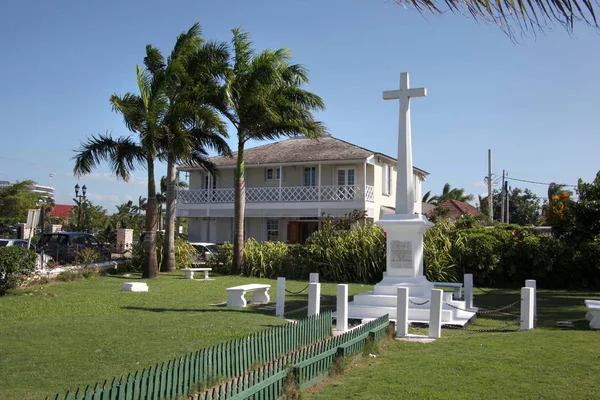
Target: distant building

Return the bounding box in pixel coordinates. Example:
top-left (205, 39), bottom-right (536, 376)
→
top-left (426, 199), bottom-right (483, 219)
top-left (49, 204), bottom-right (74, 219)
top-left (0, 180), bottom-right (55, 200)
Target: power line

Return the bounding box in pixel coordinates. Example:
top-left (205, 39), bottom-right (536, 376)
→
top-left (506, 176), bottom-right (577, 188)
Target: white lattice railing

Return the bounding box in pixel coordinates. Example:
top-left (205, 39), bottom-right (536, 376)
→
top-left (178, 185), bottom-right (375, 204)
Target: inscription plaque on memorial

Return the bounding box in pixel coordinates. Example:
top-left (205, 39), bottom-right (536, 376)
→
top-left (390, 240), bottom-right (412, 269)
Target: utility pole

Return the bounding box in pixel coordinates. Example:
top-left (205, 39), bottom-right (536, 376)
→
top-left (506, 179), bottom-right (510, 224)
top-left (500, 170), bottom-right (506, 223)
top-left (488, 149), bottom-right (493, 223)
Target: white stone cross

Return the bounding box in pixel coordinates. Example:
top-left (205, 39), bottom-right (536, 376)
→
top-left (382, 72), bottom-right (426, 215)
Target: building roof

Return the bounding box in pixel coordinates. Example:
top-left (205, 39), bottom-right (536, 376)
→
top-left (49, 204), bottom-right (74, 219)
top-left (426, 199), bottom-right (483, 219)
top-left (179, 136), bottom-right (428, 175)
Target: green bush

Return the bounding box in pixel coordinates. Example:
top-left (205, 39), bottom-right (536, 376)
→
top-left (423, 218), bottom-right (465, 282)
top-left (74, 247), bottom-right (102, 265)
top-left (0, 246), bottom-right (36, 295)
top-left (131, 237), bottom-right (197, 271)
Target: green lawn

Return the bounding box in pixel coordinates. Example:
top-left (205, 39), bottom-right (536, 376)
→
top-left (0, 272), bottom-right (369, 400)
top-left (306, 288), bottom-right (600, 400)
top-left (2, 273), bottom-right (599, 400)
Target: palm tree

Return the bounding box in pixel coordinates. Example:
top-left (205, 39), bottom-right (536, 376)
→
top-left (393, 0), bottom-right (597, 38)
top-left (132, 196), bottom-right (147, 215)
top-left (429, 183), bottom-right (474, 205)
top-left (146, 24), bottom-right (231, 272)
top-left (73, 64), bottom-right (165, 279)
top-left (215, 29), bottom-right (327, 273)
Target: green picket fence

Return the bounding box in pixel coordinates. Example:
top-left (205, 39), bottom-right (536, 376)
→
top-left (196, 314), bottom-right (390, 399)
top-left (48, 312), bottom-right (333, 400)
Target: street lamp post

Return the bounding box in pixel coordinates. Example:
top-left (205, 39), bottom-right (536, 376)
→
top-left (75, 184), bottom-right (87, 231)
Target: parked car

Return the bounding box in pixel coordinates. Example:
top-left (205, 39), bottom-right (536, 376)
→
top-left (189, 242), bottom-right (218, 261)
top-left (37, 232), bottom-right (111, 264)
top-left (0, 239), bottom-right (53, 268)
top-left (0, 239), bottom-right (32, 248)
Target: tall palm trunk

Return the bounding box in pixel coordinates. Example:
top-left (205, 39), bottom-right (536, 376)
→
top-left (232, 140), bottom-right (245, 274)
top-left (144, 156), bottom-right (159, 279)
top-left (161, 153), bottom-right (177, 272)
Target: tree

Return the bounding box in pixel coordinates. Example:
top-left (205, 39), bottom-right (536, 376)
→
top-left (572, 171), bottom-right (600, 238)
top-left (429, 183), bottom-right (474, 205)
top-left (0, 181), bottom-right (46, 227)
top-left (143, 24), bottom-right (231, 272)
top-left (479, 188), bottom-right (541, 225)
top-left (392, 0), bottom-right (597, 38)
top-left (65, 200), bottom-right (108, 233)
top-left (216, 29), bottom-right (327, 273)
top-left (73, 62), bottom-right (164, 278)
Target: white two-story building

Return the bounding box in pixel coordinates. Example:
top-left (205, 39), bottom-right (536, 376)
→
top-left (177, 135), bottom-right (428, 244)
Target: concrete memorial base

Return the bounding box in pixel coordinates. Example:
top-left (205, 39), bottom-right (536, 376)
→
top-left (585, 300), bottom-right (600, 329)
top-left (122, 282), bottom-right (149, 292)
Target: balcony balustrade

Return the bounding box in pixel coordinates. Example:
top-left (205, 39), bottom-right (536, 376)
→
top-left (178, 185), bottom-right (375, 204)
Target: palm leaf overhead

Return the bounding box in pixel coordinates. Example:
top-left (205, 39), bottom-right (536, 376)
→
top-left (395, 0), bottom-right (597, 36)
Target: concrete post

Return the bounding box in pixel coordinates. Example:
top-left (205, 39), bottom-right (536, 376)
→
top-left (464, 273), bottom-right (474, 309)
top-left (336, 284), bottom-right (348, 333)
top-left (429, 289), bottom-right (443, 339)
top-left (520, 287), bottom-right (534, 331)
top-left (308, 282), bottom-right (321, 316)
top-left (396, 287), bottom-right (409, 337)
top-left (429, 289), bottom-right (444, 339)
top-left (276, 277), bottom-right (285, 318)
top-left (525, 279), bottom-right (537, 322)
top-left (309, 273), bottom-right (319, 283)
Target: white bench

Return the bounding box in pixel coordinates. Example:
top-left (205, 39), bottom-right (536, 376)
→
top-left (433, 282), bottom-right (463, 300)
top-left (584, 300), bottom-right (600, 329)
top-left (181, 267), bottom-right (212, 280)
top-left (226, 284), bottom-right (271, 307)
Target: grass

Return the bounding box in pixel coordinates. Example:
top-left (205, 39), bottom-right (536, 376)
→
top-left (0, 272), bottom-right (370, 400)
top-left (306, 288), bottom-right (600, 400)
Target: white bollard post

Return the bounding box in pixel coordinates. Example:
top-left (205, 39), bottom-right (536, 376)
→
top-left (396, 287), bottom-right (409, 337)
top-left (429, 289), bottom-right (443, 339)
top-left (525, 279), bottom-right (537, 323)
top-left (520, 287), bottom-right (534, 331)
top-left (464, 273), bottom-right (474, 310)
top-left (309, 273), bottom-right (319, 283)
top-left (308, 282), bottom-right (321, 316)
top-left (276, 277), bottom-right (286, 317)
top-left (336, 284), bottom-right (348, 333)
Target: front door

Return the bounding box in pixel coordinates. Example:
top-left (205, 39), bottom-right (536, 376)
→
top-left (337, 168), bottom-right (356, 200)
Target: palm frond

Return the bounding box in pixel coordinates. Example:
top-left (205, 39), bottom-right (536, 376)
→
top-left (395, 0), bottom-right (597, 36)
top-left (144, 45), bottom-right (165, 75)
top-left (72, 133), bottom-right (146, 181)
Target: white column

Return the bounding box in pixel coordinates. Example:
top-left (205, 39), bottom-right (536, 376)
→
top-left (520, 287), bottom-right (534, 330)
top-left (525, 279), bottom-right (537, 322)
top-left (278, 165), bottom-right (282, 201)
top-left (396, 287), bottom-right (409, 337)
top-left (363, 161), bottom-right (367, 200)
top-left (276, 277), bottom-right (286, 317)
top-left (318, 164), bottom-right (322, 202)
top-left (308, 282), bottom-right (321, 316)
top-left (428, 289), bottom-right (443, 339)
top-left (464, 273), bottom-right (474, 309)
top-left (336, 284), bottom-right (348, 333)
top-left (309, 273), bottom-right (319, 283)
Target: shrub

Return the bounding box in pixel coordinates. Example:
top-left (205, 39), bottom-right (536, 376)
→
top-left (74, 247), bottom-right (102, 265)
top-left (131, 237), bottom-right (198, 271)
top-left (423, 218), bottom-right (465, 282)
top-left (0, 246), bottom-right (36, 295)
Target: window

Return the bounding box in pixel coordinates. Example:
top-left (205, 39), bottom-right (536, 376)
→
top-left (265, 168), bottom-right (280, 181)
top-left (383, 164), bottom-right (392, 195)
top-left (304, 167), bottom-right (316, 186)
top-left (266, 219), bottom-right (279, 241)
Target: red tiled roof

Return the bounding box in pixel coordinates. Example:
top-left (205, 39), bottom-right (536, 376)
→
top-left (49, 204), bottom-right (74, 218)
top-left (426, 199), bottom-right (483, 219)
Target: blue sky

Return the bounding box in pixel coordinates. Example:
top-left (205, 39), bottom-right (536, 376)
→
top-left (1, 0), bottom-right (598, 212)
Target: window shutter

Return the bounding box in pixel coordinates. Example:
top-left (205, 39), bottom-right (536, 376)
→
top-left (383, 164), bottom-right (389, 195)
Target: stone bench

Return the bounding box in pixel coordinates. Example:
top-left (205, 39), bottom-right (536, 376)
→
top-left (181, 267), bottom-right (212, 280)
top-left (584, 300), bottom-right (600, 329)
top-left (433, 282), bottom-right (463, 300)
top-left (226, 284), bottom-right (271, 307)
